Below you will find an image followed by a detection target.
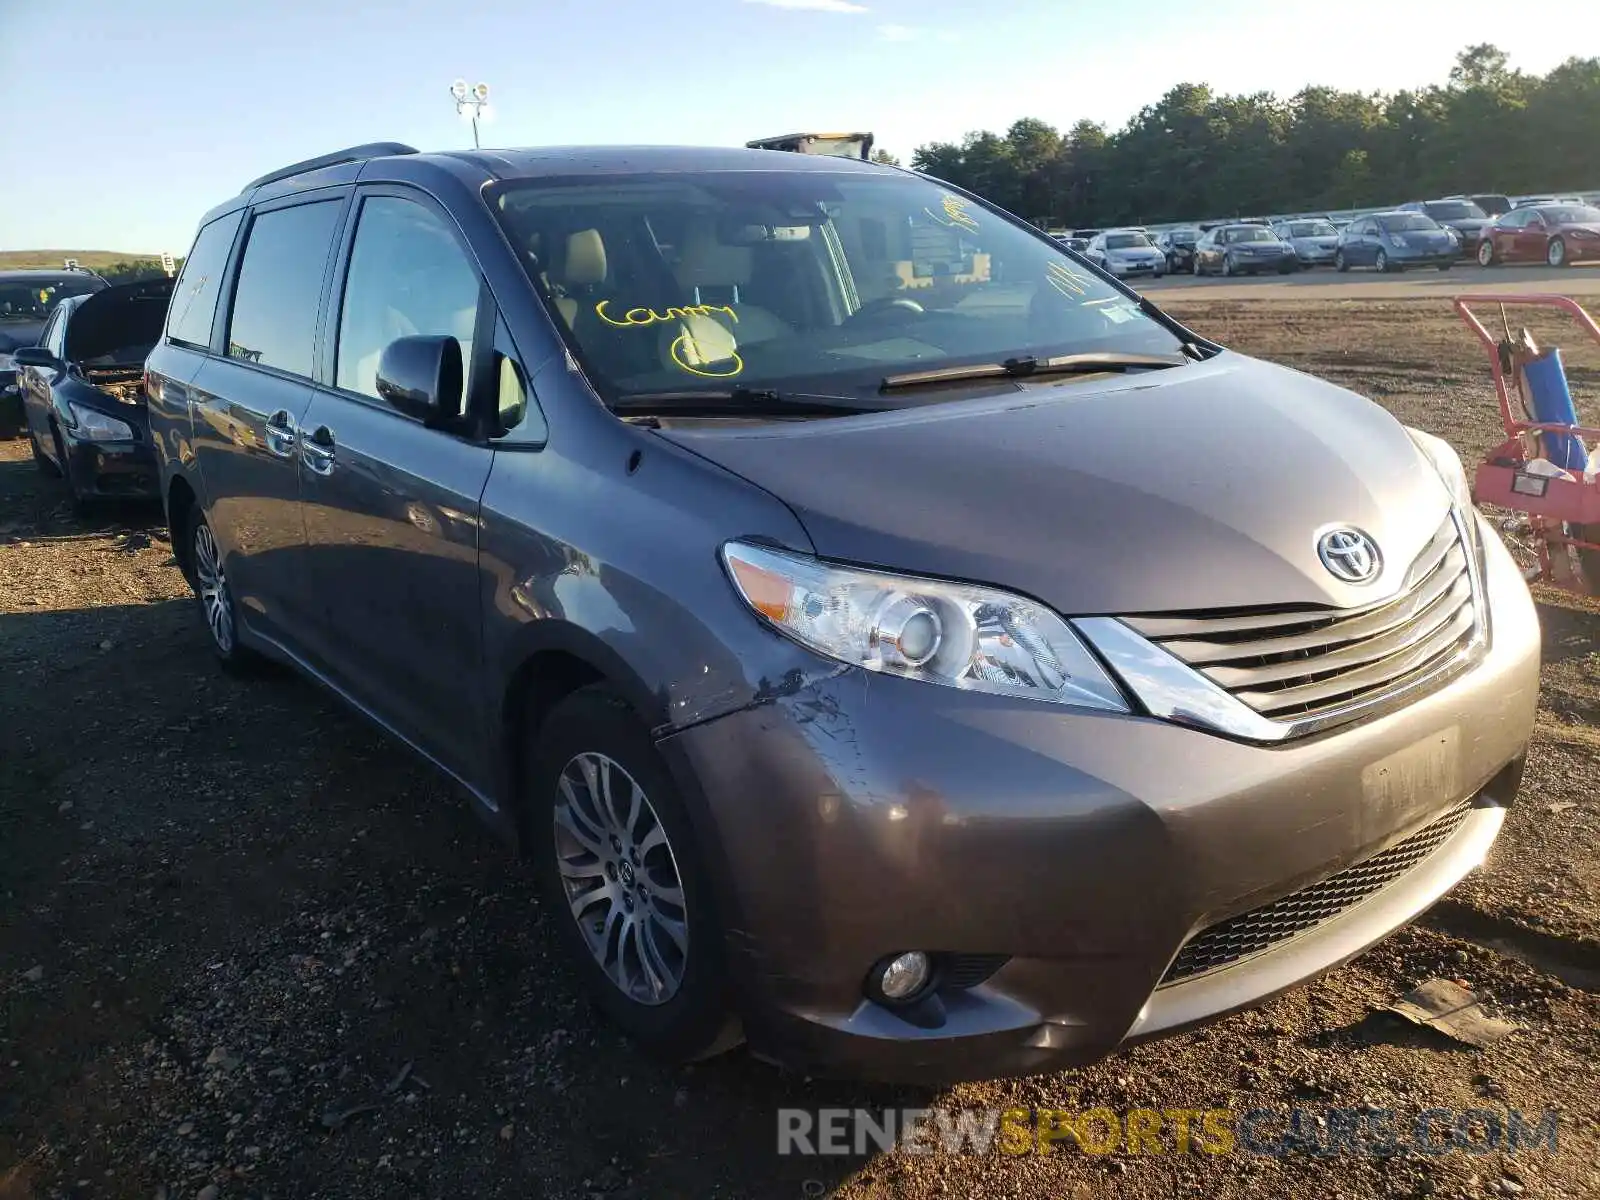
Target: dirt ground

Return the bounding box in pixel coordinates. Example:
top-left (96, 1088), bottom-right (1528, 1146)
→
top-left (3, 298), bottom-right (1598, 1200)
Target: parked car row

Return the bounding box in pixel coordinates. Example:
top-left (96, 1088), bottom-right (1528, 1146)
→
top-left (0, 139), bottom-right (1543, 1086)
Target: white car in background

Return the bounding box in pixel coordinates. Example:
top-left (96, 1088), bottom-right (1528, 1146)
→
top-left (1086, 229), bottom-right (1167, 278)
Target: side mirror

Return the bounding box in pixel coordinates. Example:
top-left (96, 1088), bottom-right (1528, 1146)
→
top-left (13, 346), bottom-right (61, 371)
top-left (375, 335), bottom-right (463, 425)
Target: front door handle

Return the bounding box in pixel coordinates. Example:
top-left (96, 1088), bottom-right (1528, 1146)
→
top-left (301, 425), bottom-right (336, 476)
top-left (264, 409), bottom-right (299, 458)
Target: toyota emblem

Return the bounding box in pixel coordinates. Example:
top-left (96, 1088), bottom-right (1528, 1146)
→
top-left (1318, 527), bottom-right (1382, 584)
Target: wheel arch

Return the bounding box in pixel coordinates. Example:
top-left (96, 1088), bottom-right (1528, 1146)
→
top-left (166, 473), bottom-right (200, 581)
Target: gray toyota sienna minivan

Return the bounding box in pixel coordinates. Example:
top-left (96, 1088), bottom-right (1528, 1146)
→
top-left (145, 142), bottom-right (1540, 1083)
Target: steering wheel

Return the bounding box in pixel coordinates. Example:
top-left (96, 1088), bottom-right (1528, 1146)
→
top-left (848, 296), bottom-right (926, 323)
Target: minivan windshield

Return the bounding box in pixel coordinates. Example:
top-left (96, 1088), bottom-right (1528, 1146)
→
top-left (1378, 214), bottom-right (1440, 233)
top-left (490, 171), bottom-right (1186, 406)
top-left (1423, 200), bottom-right (1486, 221)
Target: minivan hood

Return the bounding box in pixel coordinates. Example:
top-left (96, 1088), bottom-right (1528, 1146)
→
top-left (658, 354), bottom-right (1450, 615)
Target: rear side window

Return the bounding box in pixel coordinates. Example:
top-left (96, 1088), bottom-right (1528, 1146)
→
top-left (227, 200), bottom-right (342, 377)
top-left (167, 211), bottom-right (242, 348)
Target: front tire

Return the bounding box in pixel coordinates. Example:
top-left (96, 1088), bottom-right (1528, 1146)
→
top-left (1335, 250), bottom-right (1349, 272)
top-left (1548, 237), bottom-right (1568, 268)
top-left (1478, 238), bottom-right (1496, 267)
top-left (1222, 255), bottom-right (1234, 277)
top-left (1375, 249), bottom-right (1391, 273)
top-left (51, 425), bottom-right (92, 518)
top-left (527, 685), bottom-right (740, 1063)
top-left (30, 425), bottom-right (60, 477)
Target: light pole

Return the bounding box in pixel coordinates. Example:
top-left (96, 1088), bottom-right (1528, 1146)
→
top-left (450, 79), bottom-right (491, 149)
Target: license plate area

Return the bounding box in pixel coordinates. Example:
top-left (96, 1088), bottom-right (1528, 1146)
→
top-left (1361, 727), bottom-right (1463, 838)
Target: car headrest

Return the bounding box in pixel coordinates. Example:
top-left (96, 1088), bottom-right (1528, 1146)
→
top-left (675, 223), bottom-right (753, 289)
top-left (563, 229), bottom-right (607, 286)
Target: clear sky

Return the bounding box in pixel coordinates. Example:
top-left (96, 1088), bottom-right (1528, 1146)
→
top-left (1, 0), bottom-right (1591, 254)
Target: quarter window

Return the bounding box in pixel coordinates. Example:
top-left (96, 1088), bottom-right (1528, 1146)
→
top-left (335, 196), bottom-right (480, 409)
top-left (167, 210), bottom-right (243, 349)
top-left (226, 200), bottom-right (342, 377)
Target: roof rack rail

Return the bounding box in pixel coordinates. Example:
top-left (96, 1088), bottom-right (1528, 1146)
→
top-left (241, 142), bottom-right (419, 194)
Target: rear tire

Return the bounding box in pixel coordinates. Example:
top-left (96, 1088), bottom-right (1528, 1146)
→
top-left (526, 685), bottom-right (741, 1064)
top-left (1335, 250), bottom-right (1349, 272)
top-left (184, 508), bottom-right (265, 674)
top-left (1438, 262), bottom-right (1453, 271)
top-left (1478, 239), bottom-right (1496, 267)
top-left (1376, 249), bottom-right (1391, 273)
top-left (1222, 255), bottom-right (1234, 277)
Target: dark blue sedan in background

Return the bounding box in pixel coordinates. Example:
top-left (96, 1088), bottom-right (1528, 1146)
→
top-left (1335, 212), bottom-right (1458, 272)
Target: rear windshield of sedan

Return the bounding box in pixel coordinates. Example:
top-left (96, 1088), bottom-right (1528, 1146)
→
top-left (1539, 205), bottom-right (1600, 224)
top-left (1377, 214), bottom-right (1440, 232)
top-left (1104, 233), bottom-right (1152, 249)
top-left (489, 171), bottom-right (1186, 405)
top-left (1423, 201), bottom-right (1486, 221)
top-left (1223, 227), bottom-right (1277, 243)
top-left (0, 277), bottom-right (101, 323)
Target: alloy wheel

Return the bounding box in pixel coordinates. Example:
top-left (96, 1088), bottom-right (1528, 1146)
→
top-left (1375, 249), bottom-right (1389, 273)
top-left (1548, 238), bottom-right (1567, 267)
top-left (1478, 239), bottom-right (1494, 267)
top-left (553, 751), bottom-right (689, 1006)
top-left (193, 522), bottom-right (235, 654)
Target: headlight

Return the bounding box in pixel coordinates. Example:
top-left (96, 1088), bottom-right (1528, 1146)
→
top-left (66, 402), bottom-right (133, 441)
top-left (1406, 426), bottom-right (1474, 513)
top-left (721, 541), bottom-right (1129, 712)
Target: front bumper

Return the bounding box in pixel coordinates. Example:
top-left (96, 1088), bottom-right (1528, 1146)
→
top-left (662, 518), bottom-right (1539, 1082)
top-left (62, 426), bottom-right (159, 499)
top-left (1390, 246), bottom-right (1459, 267)
top-left (1234, 253), bottom-right (1296, 273)
top-left (1106, 259), bottom-right (1164, 276)
top-left (1294, 247), bottom-right (1338, 265)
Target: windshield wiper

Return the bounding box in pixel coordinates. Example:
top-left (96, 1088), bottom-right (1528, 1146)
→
top-left (611, 386), bottom-right (877, 418)
top-left (880, 351), bottom-right (1187, 392)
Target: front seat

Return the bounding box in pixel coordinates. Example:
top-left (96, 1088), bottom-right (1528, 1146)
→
top-left (673, 222), bottom-right (791, 346)
top-left (552, 229), bottom-right (608, 328)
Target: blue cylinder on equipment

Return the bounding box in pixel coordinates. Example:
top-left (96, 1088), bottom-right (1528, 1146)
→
top-left (1523, 348), bottom-right (1586, 471)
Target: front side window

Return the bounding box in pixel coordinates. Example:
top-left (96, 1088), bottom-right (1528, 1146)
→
top-left (489, 170), bottom-right (1185, 407)
top-left (1424, 200), bottom-right (1486, 221)
top-left (168, 211), bottom-right (242, 348)
top-left (227, 200), bottom-right (342, 377)
top-left (335, 195), bottom-right (480, 409)
top-left (1541, 205), bottom-right (1600, 225)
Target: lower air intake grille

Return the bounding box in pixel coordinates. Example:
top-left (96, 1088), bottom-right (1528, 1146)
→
top-left (944, 953), bottom-right (1010, 989)
top-left (1159, 803), bottom-right (1474, 985)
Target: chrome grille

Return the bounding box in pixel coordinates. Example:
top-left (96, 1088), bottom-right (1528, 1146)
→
top-left (1160, 803), bottom-right (1473, 984)
top-left (1123, 515), bottom-right (1477, 728)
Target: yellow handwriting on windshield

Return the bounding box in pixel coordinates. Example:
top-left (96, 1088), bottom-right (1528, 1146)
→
top-left (924, 194), bottom-right (980, 235)
top-left (595, 300), bottom-right (739, 329)
top-left (1045, 261), bottom-right (1093, 298)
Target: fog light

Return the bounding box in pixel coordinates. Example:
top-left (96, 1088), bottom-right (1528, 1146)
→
top-left (873, 951), bottom-right (932, 1003)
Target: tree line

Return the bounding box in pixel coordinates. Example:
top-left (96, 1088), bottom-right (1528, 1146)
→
top-left (906, 46), bottom-right (1600, 228)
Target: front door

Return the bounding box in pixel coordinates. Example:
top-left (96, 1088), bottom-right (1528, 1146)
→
top-left (296, 188), bottom-right (495, 780)
top-left (188, 193), bottom-right (348, 648)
